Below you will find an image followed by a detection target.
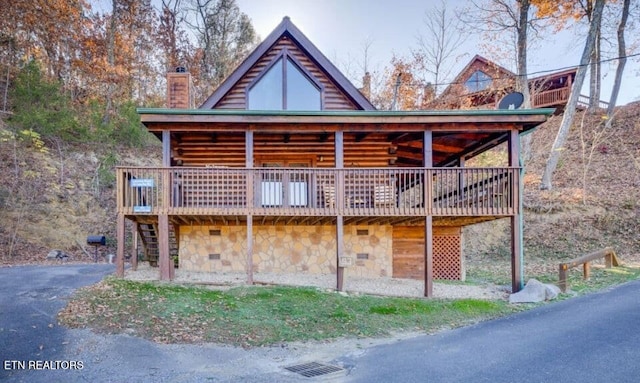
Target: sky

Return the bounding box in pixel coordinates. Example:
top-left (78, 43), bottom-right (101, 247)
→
top-left (235, 0), bottom-right (640, 106)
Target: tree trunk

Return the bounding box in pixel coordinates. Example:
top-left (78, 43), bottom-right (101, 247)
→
top-left (588, 28), bottom-right (601, 113)
top-left (516, 0), bottom-right (533, 162)
top-left (540, 0), bottom-right (606, 190)
top-left (607, 0), bottom-right (630, 118)
top-left (104, 0), bottom-right (117, 124)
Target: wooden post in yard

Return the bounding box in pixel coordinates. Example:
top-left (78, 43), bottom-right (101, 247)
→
top-left (116, 213), bottom-right (125, 277)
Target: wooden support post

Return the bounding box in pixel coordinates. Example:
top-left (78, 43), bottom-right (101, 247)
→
top-left (423, 130), bottom-right (433, 298)
top-left (583, 262), bottom-right (591, 280)
top-left (335, 131), bottom-right (344, 291)
top-left (158, 214), bottom-right (173, 280)
top-left (559, 264), bottom-right (567, 293)
top-left (246, 130), bottom-right (254, 285)
top-left (511, 215), bottom-right (522, 292)
top-left (458, 157), bottom-right (465, 201)
top-left (116, 213), bottom-right (125, 277)
top-left (131, 221), bottom-right (138, 271)
top-left (509, 129), bottom-right (522, 293)
top-left (424, 215), bottom-right (433, 297)
top-left (162, 131), bottom-right (171, 167)
top-left (247, 215), bottom-right (254, 285)
top-left (337, 216), bottom-right (344, 291)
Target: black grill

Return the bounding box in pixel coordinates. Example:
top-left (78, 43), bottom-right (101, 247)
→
top-left (87, 235), bottom-right (106, 262)
top-left (87, 235), bottom-right (106, 246)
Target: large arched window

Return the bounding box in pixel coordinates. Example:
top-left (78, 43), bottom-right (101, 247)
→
top-left (465, 70), bottom-right (492, 93)
top-left (248, 53), bottom-right (322, 110)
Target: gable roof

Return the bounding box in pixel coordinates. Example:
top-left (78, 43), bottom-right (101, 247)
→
top-left (439, 54), bottom-right (515, 98)
top-left (200, 16), bottom-right (375, 110)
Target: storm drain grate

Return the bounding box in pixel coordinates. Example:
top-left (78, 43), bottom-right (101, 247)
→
top-left (284, 362), bottom-right (344, 378)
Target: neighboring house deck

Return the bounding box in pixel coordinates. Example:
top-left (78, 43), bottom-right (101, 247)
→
top-left (433, 55), bottom-right (608, 112)
top-left (115, 18), bottom-right (553, 297)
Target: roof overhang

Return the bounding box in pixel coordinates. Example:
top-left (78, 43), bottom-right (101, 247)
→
top-left (137, 108), bottom-right (555, 134)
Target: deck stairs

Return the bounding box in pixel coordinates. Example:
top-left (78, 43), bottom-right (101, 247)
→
top-left (137, 223), bottom-right (179, 267)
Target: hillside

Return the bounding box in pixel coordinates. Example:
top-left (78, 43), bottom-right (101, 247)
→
top-left (0, 104), bottom-right (638, 271)
top-left (0, 124), bottom-right (161, 263)
top-left (465, 102), bottom-right (640, 277)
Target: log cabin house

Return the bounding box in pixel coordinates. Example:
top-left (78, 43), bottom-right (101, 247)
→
top-left (115, 17), bottom-right (554, 296)
top-left (431, 54), bottom-right (608, 112)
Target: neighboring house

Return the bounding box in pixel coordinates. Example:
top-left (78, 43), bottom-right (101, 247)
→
top-left (432, 54), bottom-right (607, 112)
top-left (115, 17), bottom-right (553, 296)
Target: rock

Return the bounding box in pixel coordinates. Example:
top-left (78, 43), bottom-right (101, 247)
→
top-left (545, 283), bottom-right (561, 300)
top-left (509, 278), bottom-right (561, 303)
top-left (46, 250), bottom-right (69, 261)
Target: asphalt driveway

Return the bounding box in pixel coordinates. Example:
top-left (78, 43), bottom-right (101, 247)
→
top-left (2, 264), bottom-right (640, 382)
top-left (0, 264), bottom-right (115, 381)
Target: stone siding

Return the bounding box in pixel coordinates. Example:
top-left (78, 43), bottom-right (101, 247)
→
top-left (178, 225), bottom-right (392, 278)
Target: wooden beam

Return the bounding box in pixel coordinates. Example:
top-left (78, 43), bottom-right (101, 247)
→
top-left (158, 214), bottom-right (173, 280)
top-left (247, 215), bottom-right (254, 285)
top-left (509, 129), bottom-right (522, 293)
top-left (141, 112), bottom-right (550, 128)
top-left (424, 130), bottom-right (433, 298)
top-left (337, 216), bottom-right (344, 291)
top-left (162, 130), bottom-right (171, 167)
top-left (335, 131), bottom-right (344, 291)
top-left (131, 221), bottom-right (138, 271)
top-left (424, 215), bottom-right (433, 298)
top-left (116, 213), bottom-right (125, 277)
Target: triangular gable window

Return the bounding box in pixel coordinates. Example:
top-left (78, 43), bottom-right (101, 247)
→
top-left (248, 53), bottom-right (322, 110)
top-left (465, 70), bottom-right (492, 93)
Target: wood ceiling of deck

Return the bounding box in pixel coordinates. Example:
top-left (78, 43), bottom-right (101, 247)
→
top-left (168, 130), bottom-right (506, 168)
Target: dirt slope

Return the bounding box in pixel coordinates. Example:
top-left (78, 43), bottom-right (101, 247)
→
top-left (465, 102), bottom-right (640, 274)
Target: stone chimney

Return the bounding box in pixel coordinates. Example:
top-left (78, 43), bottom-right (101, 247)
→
top-left (361, 72), bottom-right (371, 99)
top-left (421, 82), bottom-right (435, 108)
top-left (166, 67), bottom-right (192, 108)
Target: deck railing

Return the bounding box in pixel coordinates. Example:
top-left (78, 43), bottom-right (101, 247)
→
top-left (116, 167), bottom-right (519, 217)
top-left (531, 87), bottom-right (609, 110)
top-left (532, 88), bottom-right (570, 108)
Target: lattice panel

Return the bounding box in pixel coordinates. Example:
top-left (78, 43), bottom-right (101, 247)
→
top-left (434, 235), bottom-right (461, 280)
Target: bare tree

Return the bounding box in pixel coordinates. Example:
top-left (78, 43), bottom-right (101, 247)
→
top-left (413, 0), bottom-right (466, 96)
top-left (606, 0), bottom-right (631, 119)
top-left (459, 0), bottom-right (545, 160)
top-left (540, 0), bottom-right (606, 190)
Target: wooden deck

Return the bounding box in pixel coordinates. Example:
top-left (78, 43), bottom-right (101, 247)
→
top-left (117, 166), bottom-right (519, 220)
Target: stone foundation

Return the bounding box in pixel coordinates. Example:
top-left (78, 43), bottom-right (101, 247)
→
top-left (178, 224), bottom-right (392, 278)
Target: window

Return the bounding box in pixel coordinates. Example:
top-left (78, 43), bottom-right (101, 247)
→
top-left (248, 54), bottom-right (321, 110)
top-left (259, 160), bottom-right (311, 207)
top-left (248, 59), bottom-right (283, 110)
top-left (465, 70), bottom-right (492, 93)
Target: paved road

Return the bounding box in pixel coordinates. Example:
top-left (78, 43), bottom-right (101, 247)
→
top-left (2, 265), bottom-right (639, 382)
top-left (342, 279), bottom-right (640, 383)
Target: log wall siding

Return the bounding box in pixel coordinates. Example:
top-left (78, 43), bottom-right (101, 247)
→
top-left (172, 134), bottom-right (396, 167)
top-left (214, 36), bottom-right (357, 110)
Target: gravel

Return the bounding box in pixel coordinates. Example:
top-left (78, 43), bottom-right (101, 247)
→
top-left (124, 263), bottom-right (508, 300)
